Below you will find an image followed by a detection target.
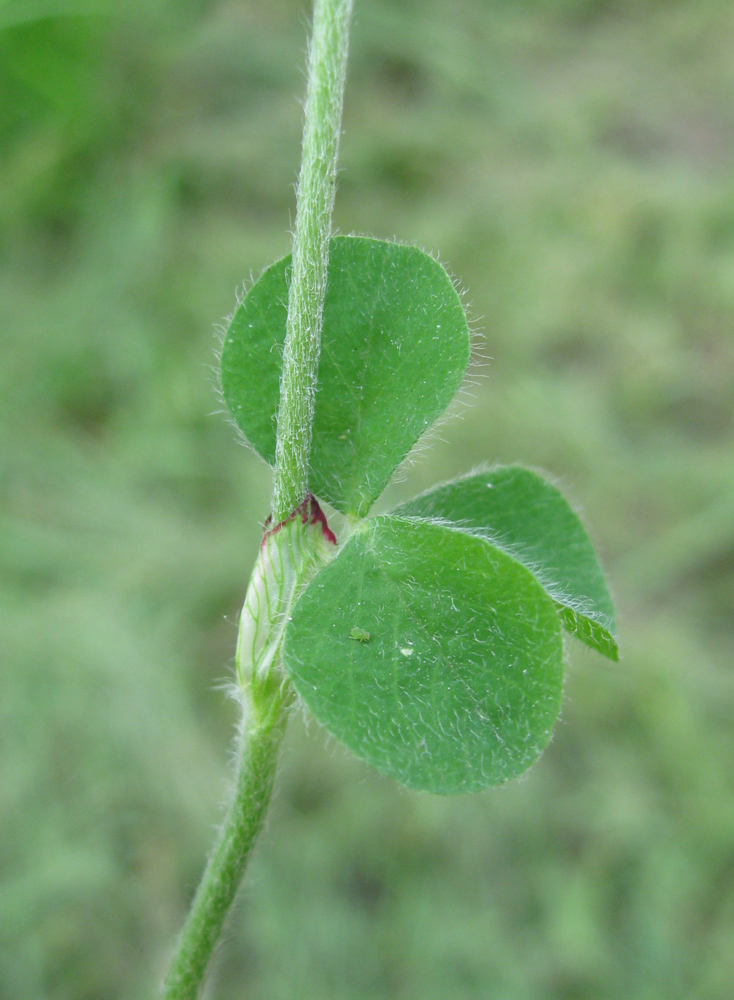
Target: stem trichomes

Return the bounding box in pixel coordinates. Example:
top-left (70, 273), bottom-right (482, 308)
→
top-left (161, 2), bottom-right (353, 996)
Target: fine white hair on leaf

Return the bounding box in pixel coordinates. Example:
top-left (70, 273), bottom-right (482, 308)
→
top-left (325, 233), bottom-right (490, 493)
top-left (211, 253), bottom-right (293, 460)
top-left (213, 229), bottom-right (492, 502)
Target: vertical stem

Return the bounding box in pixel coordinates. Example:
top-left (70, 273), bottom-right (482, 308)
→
top-left (272, 0), bottom-right (354, 523)
top-left (161, 698), bottom-right (289, 1000)
top-left (162, 3), bottom-right (354, 996)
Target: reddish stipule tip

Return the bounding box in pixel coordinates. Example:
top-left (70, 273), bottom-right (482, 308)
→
top-left (261, 493), bottom-right (337, 548)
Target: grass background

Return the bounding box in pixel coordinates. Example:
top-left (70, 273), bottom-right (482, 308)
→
top-left (2, 0), bottom-right (734, 997)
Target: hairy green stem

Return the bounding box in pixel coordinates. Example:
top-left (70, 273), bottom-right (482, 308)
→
top-left (272, 0), bottom-right (354, 523)
top-left (162, 4), bottom-right (353, 995)
top-left (161, 698), bottom-right (289, 1000)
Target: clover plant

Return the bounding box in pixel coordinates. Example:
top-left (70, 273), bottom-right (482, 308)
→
top-left (162, 0), bottom-right (616, 996)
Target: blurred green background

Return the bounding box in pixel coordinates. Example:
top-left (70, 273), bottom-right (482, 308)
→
top-left (2, 1), bottom-right (734, 997)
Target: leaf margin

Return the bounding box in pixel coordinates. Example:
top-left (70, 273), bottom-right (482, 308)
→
top-left (391, 463), bottom-right (618, 662)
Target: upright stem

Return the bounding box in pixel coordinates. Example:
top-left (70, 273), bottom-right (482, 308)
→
top-left (272, 0), bottom-right (354, 523)
top-left (161, 702), bottom-right (288, 1000)
top-left (161, 3), bottom-right (353, 996)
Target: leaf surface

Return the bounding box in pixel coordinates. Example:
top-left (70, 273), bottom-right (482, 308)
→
top-left (394, 466), bottom-right (617, 660)
top-left (282, 515), bottom-right (564, 793)
top-left (220, 236), bottom-right (470, 517)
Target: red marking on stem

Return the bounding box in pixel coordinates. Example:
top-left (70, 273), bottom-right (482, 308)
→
top-left (262, 493), bottom-right (337, 548)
